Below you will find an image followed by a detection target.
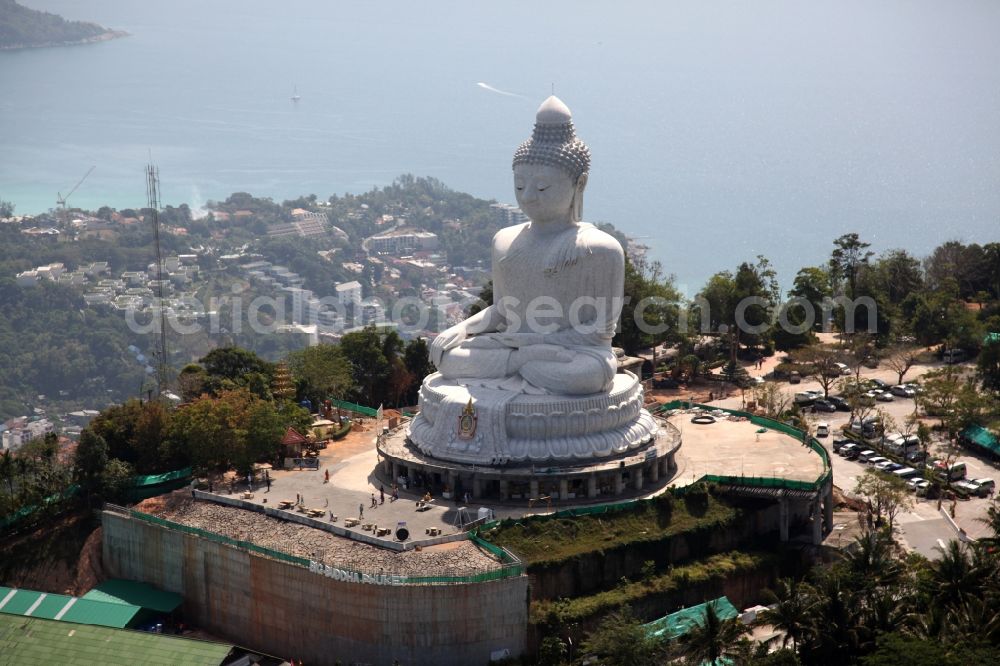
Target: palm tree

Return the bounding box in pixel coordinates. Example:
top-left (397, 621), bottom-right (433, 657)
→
top-left (758, 578), bottom-right (816, 651)
top-left (977, 499), bottom-right (1000, 547)
top-left (841, 528), bottom-right (905, 592)
top-left (925, 540), bottom-right (983, 608)
top-left (678, 600), bottom-right (748, 665)
top-left (798, 573), bottom-right (864, 665)
top-left (943, 596), bottom-right (1000, 644)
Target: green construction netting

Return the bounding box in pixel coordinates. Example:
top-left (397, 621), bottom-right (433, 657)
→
top-left (0, 485), bottom-right (79, 530)
top-left (132, 467), bottom-right (192, 488)
top-left (645, 596), bottom-right (739, 640)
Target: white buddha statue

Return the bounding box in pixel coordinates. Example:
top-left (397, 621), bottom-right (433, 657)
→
top-left (430, 96), bottom-right (624, 396)
top-left (410, 97), bottom-right (657, 464)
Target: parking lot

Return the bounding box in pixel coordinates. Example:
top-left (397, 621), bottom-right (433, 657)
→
top-left (713, 358), bottom-right (998, 558)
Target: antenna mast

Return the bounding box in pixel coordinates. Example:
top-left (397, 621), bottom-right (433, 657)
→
top-left (145, 164), bottom-right (170, 395)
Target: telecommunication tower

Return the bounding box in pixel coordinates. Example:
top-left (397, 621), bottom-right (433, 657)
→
top-left (145, 164), bottom-right (171, 394)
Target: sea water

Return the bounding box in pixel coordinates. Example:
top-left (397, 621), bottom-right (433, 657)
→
top-left (2, 0), bottom-right (999, 291)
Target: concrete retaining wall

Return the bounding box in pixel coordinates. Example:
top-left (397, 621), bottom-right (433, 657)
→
top-left (102, 511), bottom-right (528, 665)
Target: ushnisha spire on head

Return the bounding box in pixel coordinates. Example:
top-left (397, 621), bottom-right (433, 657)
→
top-left (512, 96), bottom-right (591, 183)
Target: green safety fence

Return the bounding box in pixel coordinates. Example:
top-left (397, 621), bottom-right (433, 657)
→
top-left (124, 508), bottom-right (525, 584)
top-left (326, 399), bottom-right (378, 418)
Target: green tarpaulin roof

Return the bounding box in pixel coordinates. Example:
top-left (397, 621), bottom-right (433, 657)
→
top-left (962, 425), bottom-right (1000, 457)
top-left (644, 596), bottom-right (740, 641)
top-left (0, 615), bottom-right (233, 665)
top-left (82, 580), bottom-right (182, 614)
top-left (0, 587), bottom-right (141, 629)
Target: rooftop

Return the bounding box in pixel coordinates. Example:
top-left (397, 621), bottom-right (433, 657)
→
top-left (0, 615), bottom-right (234, 666)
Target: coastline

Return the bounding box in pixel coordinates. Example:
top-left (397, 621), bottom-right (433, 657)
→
top-left (0, 29), bottom-right (128, 52)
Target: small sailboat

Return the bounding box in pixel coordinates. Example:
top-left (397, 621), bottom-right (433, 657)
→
top-left (291, 85), bottom-right (301, 103)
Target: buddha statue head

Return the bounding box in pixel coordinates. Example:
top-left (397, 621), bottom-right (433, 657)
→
top-left (512, 96), bottom-right (591, 224)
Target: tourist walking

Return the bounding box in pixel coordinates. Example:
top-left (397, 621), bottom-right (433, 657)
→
top-left (324, 469), bottom-right (330, 484)
top-left (265, 477), bottom-right (271, 492)
top-left (359, 503), bottom-right (364, 519)
top-left (391, 485), bottom-right (398, 502)
top-left (371, 492), bottom-right (377, 508)
top-left (379, 485), bottom-right (385, 504)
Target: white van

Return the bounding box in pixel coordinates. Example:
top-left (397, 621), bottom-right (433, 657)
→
top-left (930, 461), bottom-right (967, 482)
top-left (816, 422), bottom-right (830, 438)
top-left (892, 467), bottom-right (920, 480)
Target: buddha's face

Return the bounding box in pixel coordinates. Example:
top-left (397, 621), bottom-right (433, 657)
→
top-left (513, 164), bottom-right (579, 224)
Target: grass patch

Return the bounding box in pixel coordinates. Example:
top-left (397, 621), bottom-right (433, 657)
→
top-left (531, 550), bottom-right (773, 625)
top-left (482, 489), bottom-right (737, 566)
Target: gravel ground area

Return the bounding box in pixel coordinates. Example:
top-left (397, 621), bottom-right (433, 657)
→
top-left (142, 495), bottom-right (502, 576)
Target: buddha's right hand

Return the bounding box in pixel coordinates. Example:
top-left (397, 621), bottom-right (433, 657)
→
top-left (430, 324), bottom-right (467, 367)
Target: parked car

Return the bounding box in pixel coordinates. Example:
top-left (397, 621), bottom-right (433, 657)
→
top-left (815, 422), bottom-right (830, 438)
top-left (876, 462), bottom-right (904, 473)
top-left (867, 456), bottom-right (890, 467)
top-left (916, 481), bottom-right (940, 498)
top-left (909, 478), bottom-right (931, 494)
top-left (885, 433), bottom-right (920, 457)
top-left (890, 384), bottom-right (916, 398)
top-left (906, 450), bottom-right (928, 465)
top-left (893, 467), bottom-right (921, 480)
top-left (812, 399), bottom-right (837, 413)
top-left (943, 349), bottom-right (967, 364)
top-left (832, 438), bottom-right (852, 453)
top-left (843, 447), bottom-right (861, 460)
top-left (858, 450), bottom-right (878, 463)
top-left (838, 442), bottom-right (858, 457)
top-left (867, 378), bottom-right (890, 390)
top-left (789, 371), bottom-right (802, 384)
top-left (827, 396), bottom-right (851, 411)
top-left (794, 390), bottom-right (822, 406)
top-left (849, 417), bottom-right (879, 439)
top-left (875, 391), bottom-right (894, 402)
top-left (968, 478), bottom-right (995, 498)
top-left (929, 461), bottom-right (967, 482)
top-left (833, 362), bottom-right (851, 375)
top-left (952, 480), bottom-right (979, 499)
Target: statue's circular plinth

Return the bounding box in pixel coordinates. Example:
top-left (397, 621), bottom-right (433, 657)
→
top-left (408, 371), bottom-right (660, 465)
top-left (377, 417), bottom-right (681, 505)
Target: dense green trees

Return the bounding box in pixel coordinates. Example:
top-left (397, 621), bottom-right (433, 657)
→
top-left (0, 279), bottom-right (147, 420)
top-left (0, 434), bottom-right (72, 519)
top-left (614, 257), bottom-right (684, 355)
top-left (164, 388), bottom-right (309, 474)
top-left (286, 344), bottom-right (353, 408)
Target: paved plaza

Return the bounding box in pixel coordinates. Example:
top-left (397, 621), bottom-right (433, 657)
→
top-left (668, 413), bottom-right (826, 486)
top-left (205, 426), bottom-right (471, 542)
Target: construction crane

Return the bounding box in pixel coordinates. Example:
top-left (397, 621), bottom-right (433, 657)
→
top-left (57, 166), bottom-right (95, 227)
